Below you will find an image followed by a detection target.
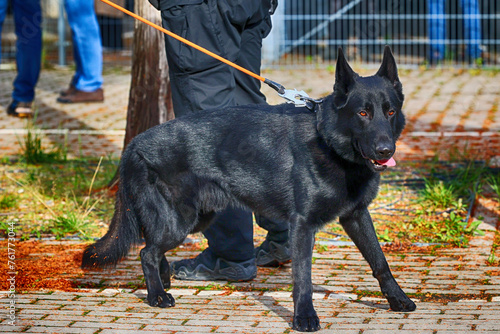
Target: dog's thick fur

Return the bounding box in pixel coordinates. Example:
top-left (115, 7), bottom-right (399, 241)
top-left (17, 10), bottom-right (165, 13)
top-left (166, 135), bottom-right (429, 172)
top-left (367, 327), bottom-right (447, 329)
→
top-left (82, 47), bottom-right (416, 332)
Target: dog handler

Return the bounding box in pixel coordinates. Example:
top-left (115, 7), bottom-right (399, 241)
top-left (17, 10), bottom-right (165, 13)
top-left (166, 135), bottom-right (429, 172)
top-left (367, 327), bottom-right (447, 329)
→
top-left (149, 0), bottom-right (289, 281)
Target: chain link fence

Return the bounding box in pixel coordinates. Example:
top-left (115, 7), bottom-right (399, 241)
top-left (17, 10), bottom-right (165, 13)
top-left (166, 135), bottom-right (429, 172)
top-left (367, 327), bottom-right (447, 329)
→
top-left (263, 0), bottom-right (500, 68)
top-left (1, 0), bottom-right (499, 69)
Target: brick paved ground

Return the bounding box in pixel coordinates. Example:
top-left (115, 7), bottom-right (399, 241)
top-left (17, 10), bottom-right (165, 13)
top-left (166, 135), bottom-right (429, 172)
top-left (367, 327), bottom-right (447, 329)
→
top-left (1, 231), bottom-right (499, 333)
top-left (1, 67), bottom-right (499, 332)
top-left (0, 67), bottom-right (499, 162)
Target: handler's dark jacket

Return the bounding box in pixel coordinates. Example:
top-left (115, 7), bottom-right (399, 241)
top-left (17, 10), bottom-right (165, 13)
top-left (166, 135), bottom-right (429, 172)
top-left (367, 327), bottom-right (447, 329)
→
top-left (150, 0), bottom-right (275, 116)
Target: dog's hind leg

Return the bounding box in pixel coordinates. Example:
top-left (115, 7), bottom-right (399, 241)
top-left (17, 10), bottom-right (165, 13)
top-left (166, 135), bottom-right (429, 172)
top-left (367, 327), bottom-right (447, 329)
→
top-left (139, 200), bottom-right (193, 308)
top-left (140, 245), bottom-right (175, 308)
top-left (340, 208), bottom-right (416, 312)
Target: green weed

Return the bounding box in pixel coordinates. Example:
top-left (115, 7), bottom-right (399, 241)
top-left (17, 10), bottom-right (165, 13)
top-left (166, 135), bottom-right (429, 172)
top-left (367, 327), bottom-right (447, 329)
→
top-left (0, 193), bottom-right (19, 210)
top-left (48, 212), bottom-right (96, 240)
top-left (435, 212), bottom-right (483, 246)
top-left (487, 253), bottom-right (497, 266)
top-left (20, 121), bottom-right (67, 164)
top-left (448, 161), bottom-right (486, 198)
top-left (419, 179), bottom-right (457, 209)
top-left (486, 172), bottom-right (500, 201)
top-left (377, 228), bottom-right (392, 243)
top-left (488, 232), bottom-right (500, 266)
top-left (315, 244), bottom-right (328, 253)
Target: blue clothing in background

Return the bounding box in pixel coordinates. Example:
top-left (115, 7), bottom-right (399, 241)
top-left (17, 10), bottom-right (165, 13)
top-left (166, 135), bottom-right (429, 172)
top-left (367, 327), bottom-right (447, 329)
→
top-left (428, 0), bottom-right (482, 62)
top-left (0, 0), bottom-right (42, 103)
top-left (64, 0), bottom-right (103, 92)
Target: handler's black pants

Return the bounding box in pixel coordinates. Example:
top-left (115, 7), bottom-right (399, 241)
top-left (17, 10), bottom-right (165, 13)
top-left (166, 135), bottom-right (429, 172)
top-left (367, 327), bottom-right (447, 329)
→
top-left (159, 0), bottom-right (288, 262)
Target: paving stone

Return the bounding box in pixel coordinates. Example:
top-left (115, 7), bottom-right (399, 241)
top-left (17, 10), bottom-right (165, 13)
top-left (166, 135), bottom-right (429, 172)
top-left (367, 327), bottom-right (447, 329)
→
top-left (70, 321), bottom-right (142, 330)
top-left (99, 331), bottom-right (166, 334)
top-left (16, 320), bottom-right (73, 327)
top-left (0, 326), bottom-right (30, 332)
top-left (1, 68), bottom-right (500, 333)
top-left (25, 328), bottom-right (96, 333)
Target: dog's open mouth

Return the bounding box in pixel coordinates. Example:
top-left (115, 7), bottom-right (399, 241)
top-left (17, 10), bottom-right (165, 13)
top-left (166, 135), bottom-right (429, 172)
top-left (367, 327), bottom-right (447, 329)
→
top-left (357, 142), bottom-right (396, 172)
top-left (370, 157), bottom-right (396, 171)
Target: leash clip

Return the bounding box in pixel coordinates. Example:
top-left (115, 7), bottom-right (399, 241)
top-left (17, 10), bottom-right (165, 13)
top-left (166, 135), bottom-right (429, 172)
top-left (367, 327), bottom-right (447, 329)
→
top-left (264, 79), bottom-right (322, 111)
top-left (279, 88), bottom-right (311, 108)
top-left (279, 89), bottom-right (323, 112)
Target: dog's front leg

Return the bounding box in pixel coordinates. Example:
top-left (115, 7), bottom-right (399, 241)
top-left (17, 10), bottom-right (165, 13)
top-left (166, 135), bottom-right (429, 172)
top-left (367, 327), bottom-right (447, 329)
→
top-left (339, 208), bottom-right (416, 312)
top-left (291, 218), bottom-right (321, 332)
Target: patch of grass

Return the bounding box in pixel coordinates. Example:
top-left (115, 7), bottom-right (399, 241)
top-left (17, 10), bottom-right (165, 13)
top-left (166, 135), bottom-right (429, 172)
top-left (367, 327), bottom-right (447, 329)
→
top-left (406, 162), bottom-right (487, 246)
top-left (487, 172), bottom-right (500, 202)
top-left (48, 212), bottom-right (97, 240)
top-left (20, 121), bottom-right (67, 164)
top-left (487, 232), bottom-right (500, 266)
top-left (321, 160), bottom-right (491, 247)
top-left (0, 193), bottom-right (19, 210)
top-left (1, 157), bottom-right (116, 240)
top-left (21, 159), bottom-right (117, 208)
top-left (434, 211), bottom-right (483, 245)
top-left (45, 159), bottom-right (105, 240)
top-left (377, 228), bottom-right (392, 243)
top-left (487, 253), bottom-right (498, 266)
top-left (315, 244), bottom-right (328, 253)
top-left (419, 179), bottom-right (457, 209)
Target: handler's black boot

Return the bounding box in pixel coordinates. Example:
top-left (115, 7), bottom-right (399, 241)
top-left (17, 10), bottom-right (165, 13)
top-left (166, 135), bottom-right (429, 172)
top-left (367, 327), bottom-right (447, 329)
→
top-left (255, 230), bottom-right (291, 267)
top-left (171, 248), bottom-right (257, 282)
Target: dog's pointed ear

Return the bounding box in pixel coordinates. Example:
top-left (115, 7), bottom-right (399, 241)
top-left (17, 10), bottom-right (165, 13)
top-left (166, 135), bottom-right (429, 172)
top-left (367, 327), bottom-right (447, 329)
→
top-left (376, 46), bottom-right (400, 85)
top-left (334, 48), bottom-right (356, 108)
top-left (376, 46), bottom-right (404, 100)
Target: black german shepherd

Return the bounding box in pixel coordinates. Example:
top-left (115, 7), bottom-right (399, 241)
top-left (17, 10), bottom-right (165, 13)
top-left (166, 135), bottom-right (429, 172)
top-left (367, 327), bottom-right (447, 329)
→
top-left (82, 46), bottom-right (416, 332)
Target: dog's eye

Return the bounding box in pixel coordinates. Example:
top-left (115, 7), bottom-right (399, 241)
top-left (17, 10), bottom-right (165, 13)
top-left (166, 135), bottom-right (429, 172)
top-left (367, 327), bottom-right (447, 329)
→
top-left (388, 110), bottom-right (395, 117)
top-left (359, 110), bottom-right (368, 117)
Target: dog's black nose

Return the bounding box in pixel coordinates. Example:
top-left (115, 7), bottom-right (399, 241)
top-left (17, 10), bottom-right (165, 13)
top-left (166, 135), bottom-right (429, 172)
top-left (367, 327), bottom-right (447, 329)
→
top-left (376, 146), bottom-right (393, 159)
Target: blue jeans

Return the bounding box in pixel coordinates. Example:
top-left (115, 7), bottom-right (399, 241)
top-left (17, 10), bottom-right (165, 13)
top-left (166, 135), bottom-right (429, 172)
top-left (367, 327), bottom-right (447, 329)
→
top-left (428, 0), bottom-right (482, 62)
top-left (64, 0), bottom-right (103, 92)
top-left (0, 0), bottom-right (42, 103)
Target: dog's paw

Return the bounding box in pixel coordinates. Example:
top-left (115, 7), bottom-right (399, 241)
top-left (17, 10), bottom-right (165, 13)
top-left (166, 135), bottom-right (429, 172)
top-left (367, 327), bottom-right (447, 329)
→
top-left (292, 315), bottom-right (321, 332)
top-left (148, 292), bottom-right (175, 308)
top-left (387, 292), bottom-right (416, 312)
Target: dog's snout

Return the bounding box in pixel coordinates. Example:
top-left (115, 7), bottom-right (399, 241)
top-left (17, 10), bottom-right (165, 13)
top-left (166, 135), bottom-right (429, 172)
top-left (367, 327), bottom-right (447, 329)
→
top-left (376, 145), bottom-right (394, 159)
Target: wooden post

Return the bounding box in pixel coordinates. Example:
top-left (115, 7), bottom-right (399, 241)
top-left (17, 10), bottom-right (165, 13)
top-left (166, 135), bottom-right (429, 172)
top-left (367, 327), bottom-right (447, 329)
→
top-left (110, 1), bottom-right (173, 188)
top-left (123, 1), bottom-right (174, 149)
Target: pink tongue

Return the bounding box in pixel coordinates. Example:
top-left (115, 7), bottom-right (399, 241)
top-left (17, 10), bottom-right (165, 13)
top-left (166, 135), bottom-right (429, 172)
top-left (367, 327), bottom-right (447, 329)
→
top-left (377, 157), bottom-right (396, 167)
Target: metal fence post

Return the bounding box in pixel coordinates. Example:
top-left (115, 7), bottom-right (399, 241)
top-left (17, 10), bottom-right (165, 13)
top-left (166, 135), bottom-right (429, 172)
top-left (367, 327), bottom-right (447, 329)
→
top-left (58, 0), bottom-right (66, 66)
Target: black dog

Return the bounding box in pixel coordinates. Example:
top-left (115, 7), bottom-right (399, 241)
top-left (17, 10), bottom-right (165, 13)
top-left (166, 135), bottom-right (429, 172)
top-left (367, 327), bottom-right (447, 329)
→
top-left (82, 46), bottom-right (416, 332)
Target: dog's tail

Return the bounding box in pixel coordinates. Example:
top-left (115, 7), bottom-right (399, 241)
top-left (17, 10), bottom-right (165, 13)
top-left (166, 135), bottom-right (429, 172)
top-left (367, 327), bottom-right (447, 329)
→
top-left (81, 185), bottom-right (141, 269)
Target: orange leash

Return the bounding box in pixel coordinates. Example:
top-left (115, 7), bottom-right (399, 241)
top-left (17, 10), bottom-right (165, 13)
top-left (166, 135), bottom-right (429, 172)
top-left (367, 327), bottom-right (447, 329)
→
top-left (98, 0), bottom-right (324, 109)
top-left (100, 0), bottom-right (267, 83)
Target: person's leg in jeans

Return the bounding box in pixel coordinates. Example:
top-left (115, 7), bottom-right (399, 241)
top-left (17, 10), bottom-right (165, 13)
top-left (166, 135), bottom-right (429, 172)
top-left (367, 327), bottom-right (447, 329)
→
top-left (5, 0), bottom-right (42, 117)
top-left (60, 0), bottom-right (103, 101)
top-left (427, 0), bottom-right (446, 64)
top-left (461, 0), bottom-right (482, 61)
